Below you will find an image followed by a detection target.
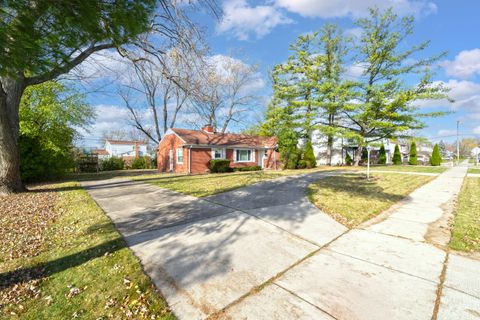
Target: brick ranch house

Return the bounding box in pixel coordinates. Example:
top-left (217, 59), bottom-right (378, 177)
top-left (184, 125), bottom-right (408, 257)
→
top-left (157, 125), bottom-right (279, 173)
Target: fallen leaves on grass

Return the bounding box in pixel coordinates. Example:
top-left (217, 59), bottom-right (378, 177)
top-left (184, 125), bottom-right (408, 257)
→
top-left (0, 188), bottom-right (58, 261)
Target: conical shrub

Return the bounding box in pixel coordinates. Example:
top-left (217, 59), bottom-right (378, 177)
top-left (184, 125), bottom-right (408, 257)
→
top-left (409, 141), bottom-right (417, 165)
top-left (393, 144), bottom-right (402, 165)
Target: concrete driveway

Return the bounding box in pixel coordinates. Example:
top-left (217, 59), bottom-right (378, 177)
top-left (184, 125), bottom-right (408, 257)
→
top-left (82, 166), bottom-right (480, 320)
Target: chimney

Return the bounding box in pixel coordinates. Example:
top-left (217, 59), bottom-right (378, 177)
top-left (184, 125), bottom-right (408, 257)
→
top-left (134, 141), bottom-right (139, 158)
top-left (202, 124), bottom-right (215, 133)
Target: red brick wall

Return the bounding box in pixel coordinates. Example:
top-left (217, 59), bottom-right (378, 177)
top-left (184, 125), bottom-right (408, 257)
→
top-left (226, 149), bottom-right (259, 168)
top-left (263, 149), bottom-right (280, 169)
top-left (157, 134), bottom-right (188, 173)
top-left (190, 148), bottom-right (211, 173)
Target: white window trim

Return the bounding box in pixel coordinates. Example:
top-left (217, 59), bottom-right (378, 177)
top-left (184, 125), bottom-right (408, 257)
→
top-left (211, 147), bottom-right (226, 160)
top-left (234, 148), bottom-right (255, 163)
top-left (176, 148), bottom-right (184, 164)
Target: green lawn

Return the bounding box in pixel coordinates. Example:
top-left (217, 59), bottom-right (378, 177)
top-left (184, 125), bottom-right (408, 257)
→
top-left (450, 177), bottom-right (480, 253)
top-left (468, 168), bottom-right (480, 174)
top-left (135, 167), bottom-right (344, 197)
top-left (0, 183), bottom-right (173, 319)
top-left (308, 173), bottom-right (435, 227)
top-left (367, 165), bottom-right (447, 174)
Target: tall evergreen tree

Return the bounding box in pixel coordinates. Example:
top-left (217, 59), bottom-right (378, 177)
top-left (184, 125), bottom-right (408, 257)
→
top-left (343, 8), bottom-right (447, 165)
top-left (409, 141), bottom-right (418, 165)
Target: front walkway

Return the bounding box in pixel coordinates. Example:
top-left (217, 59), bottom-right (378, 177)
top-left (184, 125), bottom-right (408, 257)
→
top-left (82, 166), bottom-right (479, 319)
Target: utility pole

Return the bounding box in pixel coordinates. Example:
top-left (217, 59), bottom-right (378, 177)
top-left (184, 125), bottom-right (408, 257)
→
top-left (456, 120), bottom-right (460, 165)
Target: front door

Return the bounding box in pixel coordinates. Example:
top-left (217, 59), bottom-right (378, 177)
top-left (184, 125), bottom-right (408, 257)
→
top-left (259, 150), bottom-right (264, 168)
top-left (169, 149), bottom-right (174, 171)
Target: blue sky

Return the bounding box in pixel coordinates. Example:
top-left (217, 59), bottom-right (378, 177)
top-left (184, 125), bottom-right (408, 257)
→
top-left (81, 0), bottom-right (480, 146)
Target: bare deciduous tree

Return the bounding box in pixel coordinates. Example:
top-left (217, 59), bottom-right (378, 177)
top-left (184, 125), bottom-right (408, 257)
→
top-left (190, 55), bottom-right (262, 133)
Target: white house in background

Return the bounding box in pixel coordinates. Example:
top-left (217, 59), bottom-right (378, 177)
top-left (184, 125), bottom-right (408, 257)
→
top-left (311, 130), bottom-right (432, 165)
top-left (104, 140), bottom-right (148, 158)
top-left (472, 146), bottom-right (480, 163)
top-left (92, 140), bottom-right (150, 161)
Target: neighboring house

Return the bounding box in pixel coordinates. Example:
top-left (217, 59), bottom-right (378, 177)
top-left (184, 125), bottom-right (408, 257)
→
top-left (91, 149), bottom-right (110, 160)
top-left (157, 125), bottom-right (279, 173)
top-left (105, 140), bottom-right (148, 158)
top-left (311, 130), bottom-right (433, 165)
top-left (472, 146), bottom-right (480, 163)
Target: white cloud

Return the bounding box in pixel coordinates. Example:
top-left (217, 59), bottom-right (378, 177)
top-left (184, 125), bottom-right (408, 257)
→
top-left (275, 0), bottom-right (437, 18)
top-left (415, 79), bottom-right (480, 110)
top-left (437, 129), bottom-right (457, 136)
top-left (344, 27), bottom-right (362, 39)
top-left (473, 126), bottom-right (480, 134)
top-left (217, 0), bottom-right (293, 40)
top-left (345, 63), bottom-right (367, 80)
top-left (440, 49), bottom-right (480, 79)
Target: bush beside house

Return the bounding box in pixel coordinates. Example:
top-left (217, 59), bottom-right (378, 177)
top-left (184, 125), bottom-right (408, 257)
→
top-left (101, 157), bottom-right (124, 171)
top-left (209, 159), bottom-right (233, 173)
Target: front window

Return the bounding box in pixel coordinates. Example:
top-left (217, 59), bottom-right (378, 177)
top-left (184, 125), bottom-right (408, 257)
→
top-left (212, 148), bottom-right (225, 159)
top-left (236, 149), bottom-right (252, 162)
top-left (176, 148), bottom-right (183, 163)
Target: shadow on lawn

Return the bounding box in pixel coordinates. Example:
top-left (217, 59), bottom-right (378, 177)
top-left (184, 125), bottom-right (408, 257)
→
top-left (0, 238), bottom-right (124, 290)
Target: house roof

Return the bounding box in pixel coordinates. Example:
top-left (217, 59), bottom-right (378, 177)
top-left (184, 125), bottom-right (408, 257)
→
top-left (92, 149), bottom-right (109, 155)
top-left (170, 128), bottom-right (277, 148)
top-left (106, 139), bottom-right (147, 145)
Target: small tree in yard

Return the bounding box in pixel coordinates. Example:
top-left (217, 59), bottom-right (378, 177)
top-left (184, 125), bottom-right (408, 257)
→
top-left (430, 144), bottom-right (442, 166)
top-left (303, 141), bottom-right (317, 168)
top-left (393, 145), bottom-right (402, 165)
top-left (378, 144), bottom-right (387, 165)
top-left (409, 142), bottom-right (417, 165)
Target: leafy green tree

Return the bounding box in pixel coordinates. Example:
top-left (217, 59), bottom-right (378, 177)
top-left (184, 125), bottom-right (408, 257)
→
top-left (409, 141), bottom-right (418, 165)
top-left (19, 82), bottom-right (93, 181)
top-left (264, 25), bottom-right (354, 166)
top-left (430, 144), bottom-right (442, 166)
top-left (378, 144), bottom-right (387, 164)
top-left (314, 24), bottom-right (354, 165)
top-left (0, 0), bottom-right (214, 194)
top-left (393, 145), bottom-right (402, 165)
top-left (343, 8), bottom-right (447, 165)
top-left (303, 141), bottom-right (317, 168)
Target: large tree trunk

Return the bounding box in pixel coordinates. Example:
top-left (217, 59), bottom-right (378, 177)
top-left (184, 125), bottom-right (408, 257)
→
top-left (326, 135), bottom-right (333, 166)
top-left (0, 76), bottom-right (26, 194)
top-left (353, 145), bottom-right (363, 166)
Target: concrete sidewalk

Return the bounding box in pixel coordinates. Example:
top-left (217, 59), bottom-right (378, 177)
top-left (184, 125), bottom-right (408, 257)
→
top-left (83, 166), bottom-right (479, 319)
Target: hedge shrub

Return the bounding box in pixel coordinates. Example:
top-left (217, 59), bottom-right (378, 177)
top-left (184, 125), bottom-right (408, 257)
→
top-left (303, 141), bottom-right (317, 168)
top-left (101, 157), bottom-right (124, 171)
top-left (430, 144), bottom-right (442, 166)
top-left (297, 160), bottom-right (307, 169)
top-left (131, 156), bottom-right (151, 169)
top-left (378, 144), bottom-right (387, 165)
top-left (393, 145), bottom-right (402, 165)
top-left (409, 141), bottom-right (417, 165)
top-left (209, 159), bottom-right (232, 173)
top-left (234, 165), bottom-right (262, 172)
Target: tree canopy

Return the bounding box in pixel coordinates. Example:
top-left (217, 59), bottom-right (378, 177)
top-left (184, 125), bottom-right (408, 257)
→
top-left (19, 81), bottom-right (93, 181)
